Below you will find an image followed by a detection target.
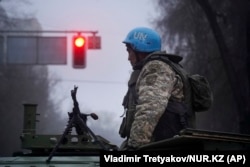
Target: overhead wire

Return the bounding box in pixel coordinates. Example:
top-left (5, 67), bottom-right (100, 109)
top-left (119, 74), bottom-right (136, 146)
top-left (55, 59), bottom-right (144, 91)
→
top-left (0, 74), bottom-right (126, 85)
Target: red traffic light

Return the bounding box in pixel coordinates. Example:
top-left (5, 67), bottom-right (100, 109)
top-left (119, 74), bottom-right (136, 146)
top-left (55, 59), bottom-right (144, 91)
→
top-left (72, 35), bottom-right (86, 68)
top-left (74, 37), bottom-right (85, 47)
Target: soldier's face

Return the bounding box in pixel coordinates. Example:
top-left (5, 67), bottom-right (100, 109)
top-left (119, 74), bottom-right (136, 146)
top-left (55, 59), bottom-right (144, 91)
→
top-left (126, 47), bottom-right (137, 67)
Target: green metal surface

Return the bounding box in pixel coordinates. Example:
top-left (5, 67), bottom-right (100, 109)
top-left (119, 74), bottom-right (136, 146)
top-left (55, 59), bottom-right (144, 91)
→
top-left (139, 128), bottom-right (250, 151)
top-left (20, 133), bottom-right (115, 151)
top-left (0, 156), bottom-right (99, 167)
top-left (22, 104), bottom-right (38, 135)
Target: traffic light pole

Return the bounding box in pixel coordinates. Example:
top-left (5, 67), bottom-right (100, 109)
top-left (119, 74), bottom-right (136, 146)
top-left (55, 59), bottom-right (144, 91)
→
top-left (0, 30), bottom-right (101, 67)
top-left (0, 30), bottom-right (98, 35)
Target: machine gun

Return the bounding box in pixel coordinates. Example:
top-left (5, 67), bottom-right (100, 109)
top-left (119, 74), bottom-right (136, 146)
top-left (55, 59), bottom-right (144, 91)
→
top-left (46, 86), bottom-right (108, 163)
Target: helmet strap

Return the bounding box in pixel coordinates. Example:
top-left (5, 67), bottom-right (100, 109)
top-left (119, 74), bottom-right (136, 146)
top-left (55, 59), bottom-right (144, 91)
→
top-left (134, 51), bottom-right (140, 64)
top-left (126, 44), bottom-right (141, 65)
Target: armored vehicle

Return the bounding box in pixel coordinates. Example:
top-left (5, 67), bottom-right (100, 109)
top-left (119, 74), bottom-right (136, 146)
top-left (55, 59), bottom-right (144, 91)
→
top-left (0, 87), bottom-right (250, 166)
top-left (0, 86), bottom-right (118, 167)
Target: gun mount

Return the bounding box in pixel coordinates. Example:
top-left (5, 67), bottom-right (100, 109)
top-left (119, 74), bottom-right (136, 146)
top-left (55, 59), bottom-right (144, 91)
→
top-left (19, 86), bottom-right (117, 161)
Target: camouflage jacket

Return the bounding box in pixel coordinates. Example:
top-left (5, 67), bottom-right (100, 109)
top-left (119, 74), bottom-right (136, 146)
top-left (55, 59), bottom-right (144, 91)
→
top-left (128, 56), bottom-right (185, 147)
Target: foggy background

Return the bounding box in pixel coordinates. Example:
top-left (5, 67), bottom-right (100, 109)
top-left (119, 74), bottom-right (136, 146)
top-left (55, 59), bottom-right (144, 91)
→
top-left (0, 0), bottom-right (250, 156)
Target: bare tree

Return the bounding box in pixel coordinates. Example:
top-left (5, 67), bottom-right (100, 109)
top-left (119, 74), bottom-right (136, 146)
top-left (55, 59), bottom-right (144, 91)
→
top-left (154, 0), bottom-right (250, 134)
top-left (0, 3), bottom-right (64, 156)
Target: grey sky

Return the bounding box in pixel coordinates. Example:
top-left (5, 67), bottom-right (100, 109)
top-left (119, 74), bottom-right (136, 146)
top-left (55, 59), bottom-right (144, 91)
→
top-left (29, 0), bottom-right (156, 111)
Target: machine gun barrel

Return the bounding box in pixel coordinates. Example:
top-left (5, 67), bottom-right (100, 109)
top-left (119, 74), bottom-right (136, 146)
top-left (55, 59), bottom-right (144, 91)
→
top-left (71, 86), bottom-right (80, 113)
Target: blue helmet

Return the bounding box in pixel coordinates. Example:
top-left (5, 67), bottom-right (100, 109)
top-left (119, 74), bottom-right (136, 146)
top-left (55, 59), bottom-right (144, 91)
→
top-left (123, 27), bottom-right (161, 52)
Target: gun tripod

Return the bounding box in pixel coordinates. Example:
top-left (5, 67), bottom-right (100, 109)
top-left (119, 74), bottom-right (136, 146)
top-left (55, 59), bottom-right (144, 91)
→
top-left (46, 86), bottom-right (106, 163)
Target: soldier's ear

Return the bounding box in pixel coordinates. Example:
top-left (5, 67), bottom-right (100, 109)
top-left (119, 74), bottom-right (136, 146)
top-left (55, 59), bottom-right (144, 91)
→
top-left (139, 53), bottom-right (149, 60)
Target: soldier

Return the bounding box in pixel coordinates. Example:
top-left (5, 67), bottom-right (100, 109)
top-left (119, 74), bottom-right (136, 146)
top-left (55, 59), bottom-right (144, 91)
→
top-left (119, 27), bottom-right (194, 150)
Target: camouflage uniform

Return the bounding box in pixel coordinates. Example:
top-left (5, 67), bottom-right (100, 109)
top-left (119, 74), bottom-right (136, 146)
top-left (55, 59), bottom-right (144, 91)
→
top-left (119, 52), bottom-right (186, 148)
top-left (120, 27), bottom-right (191, 149)
top-left (128, 59), bottom-right (184, 148)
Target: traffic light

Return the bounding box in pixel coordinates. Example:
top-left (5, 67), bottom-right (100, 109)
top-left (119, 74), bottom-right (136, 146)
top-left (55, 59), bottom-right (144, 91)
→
top-left (72, 35), bottom-right (86, 68)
